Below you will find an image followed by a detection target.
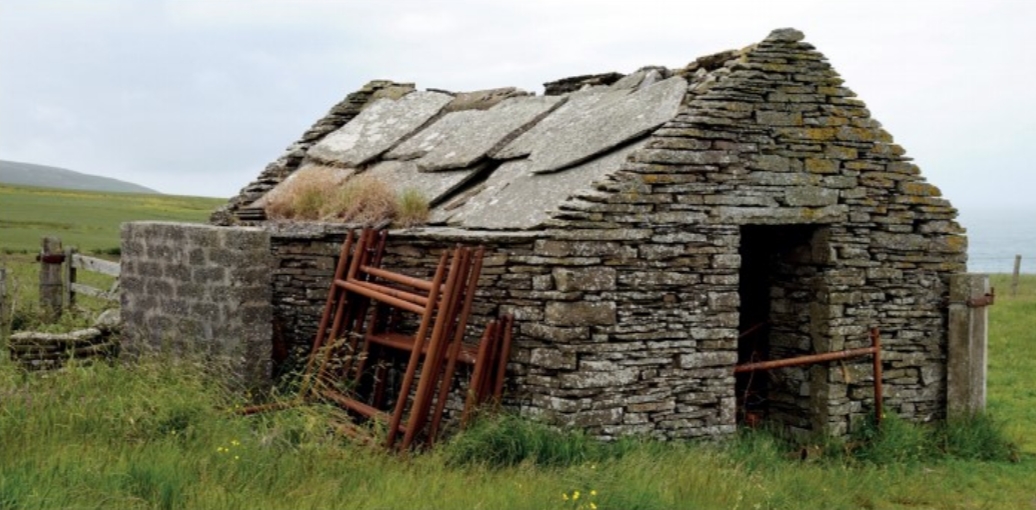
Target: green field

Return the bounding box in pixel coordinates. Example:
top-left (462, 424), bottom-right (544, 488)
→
top-left (1, 185), bottom-right (1034, 508)
top-left (0, 184), bottom-right (225, 254)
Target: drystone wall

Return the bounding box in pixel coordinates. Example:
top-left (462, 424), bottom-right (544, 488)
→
top-left (538, 28), bottom-right (967, 436)
top-left (269, 224), bottom-right (741, 440)
top-left (120, 222), bottom-right (273, 390)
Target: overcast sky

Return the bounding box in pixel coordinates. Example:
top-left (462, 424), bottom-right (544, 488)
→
top-left (1, 0), bottom-right (1034, 211)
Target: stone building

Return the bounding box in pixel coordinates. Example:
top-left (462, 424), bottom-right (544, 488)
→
top-left (124, 28), bottom-right (983, 440)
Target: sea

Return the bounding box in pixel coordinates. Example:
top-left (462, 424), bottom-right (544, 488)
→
top-left (957, 206), bottom-right (1035, 274)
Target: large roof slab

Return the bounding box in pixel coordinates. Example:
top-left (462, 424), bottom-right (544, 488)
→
top-left (436, 140), bottom-right (648, 230)
top-left (386, 95), bottom-right (563, 172)
top-left (307, 91), bottom-right (453, 167)
top-left (494, 75), bottom-right (686, 174)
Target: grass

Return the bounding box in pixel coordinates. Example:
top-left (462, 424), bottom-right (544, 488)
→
top-left (395, 188), bottom-right (430, 228)
top-left (0, 183), bottom-right (224, 254)
top-left (987, 273), bottom-right (1036, 453)
top-left (262, 167), bottom-right (429, 227)
top-left (1, 277), bottom-right (1033, 508)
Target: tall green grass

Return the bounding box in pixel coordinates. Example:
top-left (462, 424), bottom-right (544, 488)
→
top-left (1, 350), bottom-right (1033, 509)
top-left (987, 273), bottom-right (1036, 454)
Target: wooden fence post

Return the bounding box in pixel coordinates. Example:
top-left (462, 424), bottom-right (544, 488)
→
top-left (64, 247), bottom-right (78, 310)
top-left (39, 236), bottom-right (64, 323)
top-left (1011, 255), bottom-right (1021, 296)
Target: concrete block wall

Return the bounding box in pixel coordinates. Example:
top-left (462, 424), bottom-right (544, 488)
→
top-left (120, 222), bottom-right (273, 390)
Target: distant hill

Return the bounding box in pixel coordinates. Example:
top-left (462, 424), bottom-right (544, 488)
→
top-left (0, 159), bottom-right (159, 194)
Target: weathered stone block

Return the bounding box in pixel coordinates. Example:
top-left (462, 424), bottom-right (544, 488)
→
top-left (521, 323), bottom-right (590, 342)
top-left (804, 158), bottom-right (839, 173)
top-left (553, 267), bottom-right (617, 292)
top-left (529, 348), bottom-right (577, 369)
top-left (560, 367), bottom-right (639, 389)
top-left (749, 154), bottom-right (791, 172)
top-left (784, 186), bottom-right (839, 206)
top-left (756, 110), bottom-right (803, 126)
top-left (545, 301), bottom-right (617, 326)
top-left (679, 351), bottom-right (738, 368)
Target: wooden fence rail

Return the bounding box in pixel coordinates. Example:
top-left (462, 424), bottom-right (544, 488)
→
top-left (64, 248), bottom-right (121, 308)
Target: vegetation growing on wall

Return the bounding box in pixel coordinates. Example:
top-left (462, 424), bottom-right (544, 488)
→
top-left (263, 167), bottom-right (428, 227)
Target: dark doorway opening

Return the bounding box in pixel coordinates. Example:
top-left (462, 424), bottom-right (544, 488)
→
top-left (736, 224), bottom-right (827, 430)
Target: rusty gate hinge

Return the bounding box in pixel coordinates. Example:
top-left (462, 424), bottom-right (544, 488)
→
top-left (967, 287), bottom-right (995, 308)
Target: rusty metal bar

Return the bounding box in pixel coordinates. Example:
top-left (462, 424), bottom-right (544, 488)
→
top-left (341, 230), bottom-right (388, 376)
top-left (401, 247), bottom-right (469, 450)
top-left (734, 345), bottom-right (878, 373)
top-left (733, 328), bottom-right (884, 428)
top-left (361, 265), bottom-right (435, 291)
top-left (492, 314), bottom-right (515, 402)
top-left (738, 321), bottom-right (767, 340)
top-left (301, 230), bottom-right (355, 394)
top-left (348, 279), bottom-right (430, 307)
top-left (338, 280), bottom-right (426, 315)
top-left (309, 231), bottom-right (367, 397)
top-left (428, 247), bottom-right (485, 445)
top-left (462, 320), bottom-right (498, 426)
top-left (385, 249), bottom-right (452, 448)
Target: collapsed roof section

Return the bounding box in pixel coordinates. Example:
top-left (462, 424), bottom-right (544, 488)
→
top-left (215, 53), bottom-right (744, 229)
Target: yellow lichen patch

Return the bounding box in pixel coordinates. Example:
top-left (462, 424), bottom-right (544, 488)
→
top-left (893, 195), bottom-right (950, 207)
top-left (899, 181), bottom-right (942, 197)
top-left (825, 145), bottom-right (858, 160)
top-left (805, 158), bottom-right (839, 174)
top-left (805, 127), bottom-right (837, 141)
top-left (928, 235), bottom-right (968, 254)
top-left (835, 127), bottom-right (876, 142)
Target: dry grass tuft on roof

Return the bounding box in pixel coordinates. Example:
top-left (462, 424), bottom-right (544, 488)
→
top-left (395, 188), bottom-right (430, 228)
top-left (263, 165), bottom-right (345, 221)
top-left (325, 174), bottom-right (397, 224)
top-left (264, 166), bottom-right (428, 227)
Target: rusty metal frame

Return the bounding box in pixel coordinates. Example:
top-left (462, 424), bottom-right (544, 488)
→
top-left (242, 229), bottom-right (514, 450)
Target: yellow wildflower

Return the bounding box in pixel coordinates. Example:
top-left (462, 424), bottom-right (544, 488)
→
top-left (562, 493), bottom-right (569, 501)
top-left (591, 490), bottom-right (597, 496)
top-left (573, 491), bottom-right (580, 500)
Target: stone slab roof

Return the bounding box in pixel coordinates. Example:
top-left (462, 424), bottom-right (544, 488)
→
top-left (214, 28), bottom-right (933, 233)
top-left (222, 55), bottom-right (724, 229)
top-left (252, 66), bottom-right (701, 230)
